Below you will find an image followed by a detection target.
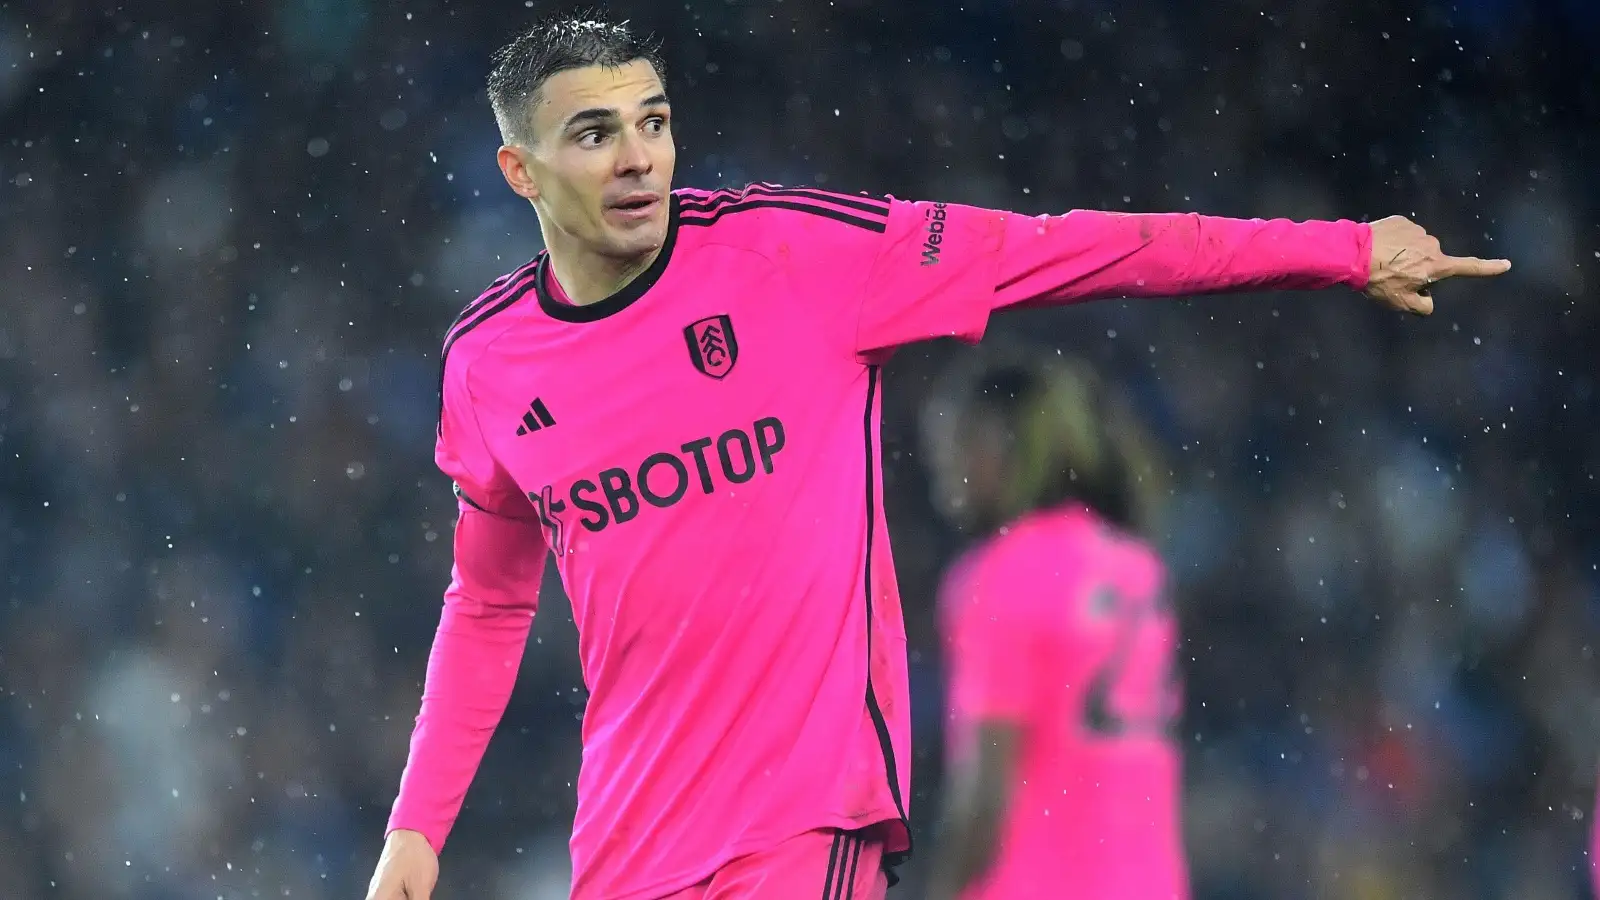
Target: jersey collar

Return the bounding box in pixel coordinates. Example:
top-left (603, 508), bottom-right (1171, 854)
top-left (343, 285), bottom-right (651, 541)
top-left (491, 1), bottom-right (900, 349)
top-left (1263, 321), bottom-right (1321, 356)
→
top-left (536, 193), bottom-right (682, 323)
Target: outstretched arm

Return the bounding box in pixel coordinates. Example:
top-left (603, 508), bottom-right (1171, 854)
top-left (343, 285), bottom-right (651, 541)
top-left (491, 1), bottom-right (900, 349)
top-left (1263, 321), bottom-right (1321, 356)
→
top-left (841, 195), bottom-right (1512, 359)
top-left (992, 208), bottom-right (1509, 315)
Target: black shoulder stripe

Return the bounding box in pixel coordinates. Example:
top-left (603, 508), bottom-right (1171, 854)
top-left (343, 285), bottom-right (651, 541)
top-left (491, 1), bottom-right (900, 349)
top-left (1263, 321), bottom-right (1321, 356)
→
top-left (450, 271), bottom-right (518, 330)
top-left (674, 187), bottom-right (739, 210)
top-left (678, 184), bottom-right (890, 218)
top-left (751, 182), bottom-right (891, 210)
top-left (675, 183), bottom-right (890, 215)
top-left (443, 281), bottom-right (533, 364)
top-left (447, 257), bottom-right (541, 340)
top-left (678, 198), bottom-right (888, 233)
top-left (436, 279), bottom-right (536, 429)
top-left (759, 185), bottom-right (889, 216)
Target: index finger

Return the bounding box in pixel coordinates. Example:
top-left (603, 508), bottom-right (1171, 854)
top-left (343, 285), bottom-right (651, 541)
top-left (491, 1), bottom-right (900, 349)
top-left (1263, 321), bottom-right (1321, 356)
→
top-left (1435, 255), bottom-right (1512, 279)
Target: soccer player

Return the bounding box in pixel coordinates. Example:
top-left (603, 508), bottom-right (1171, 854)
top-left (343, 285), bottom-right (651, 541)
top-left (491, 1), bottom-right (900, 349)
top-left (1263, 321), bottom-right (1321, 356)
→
top-left (363, 13), bottom-right (1510, 900)
top-left (919, 348), bottom-right (1182, 900)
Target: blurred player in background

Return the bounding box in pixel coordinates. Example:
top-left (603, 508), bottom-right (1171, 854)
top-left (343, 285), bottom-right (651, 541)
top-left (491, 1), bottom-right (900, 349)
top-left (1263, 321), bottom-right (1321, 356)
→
top-left (363, 11), bottom-right (1511, 900)
top-left (922, 347), bottom-right (1184, 900)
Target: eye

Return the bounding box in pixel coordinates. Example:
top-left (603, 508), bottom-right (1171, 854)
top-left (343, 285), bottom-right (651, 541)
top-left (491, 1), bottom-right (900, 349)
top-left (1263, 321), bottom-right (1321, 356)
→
top-left (577, 130), bottom-right (606, 148)
top-left (643, 116), bottom-right (667, 135)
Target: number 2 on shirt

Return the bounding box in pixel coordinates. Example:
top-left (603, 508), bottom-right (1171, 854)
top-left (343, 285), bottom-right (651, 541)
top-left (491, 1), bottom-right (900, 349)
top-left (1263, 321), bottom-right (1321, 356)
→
top-left (1081, 584), bottom-right (1181, 743)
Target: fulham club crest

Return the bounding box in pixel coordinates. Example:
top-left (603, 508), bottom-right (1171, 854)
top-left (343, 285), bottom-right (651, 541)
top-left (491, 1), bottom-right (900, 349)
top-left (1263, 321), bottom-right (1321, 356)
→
top-left (684, 314), bottom-right (739, 379)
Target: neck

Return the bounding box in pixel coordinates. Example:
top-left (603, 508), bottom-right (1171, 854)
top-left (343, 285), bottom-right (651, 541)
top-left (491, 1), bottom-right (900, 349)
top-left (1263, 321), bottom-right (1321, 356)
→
top-left (544, 237), bottom-right (660, 306)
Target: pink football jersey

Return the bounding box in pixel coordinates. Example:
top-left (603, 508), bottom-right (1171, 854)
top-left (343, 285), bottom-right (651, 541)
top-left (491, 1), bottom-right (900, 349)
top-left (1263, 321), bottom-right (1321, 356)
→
top-left (387, 183), bottom-right (1369, 899)
top-left (942, 504), bottom-right (1187, 900)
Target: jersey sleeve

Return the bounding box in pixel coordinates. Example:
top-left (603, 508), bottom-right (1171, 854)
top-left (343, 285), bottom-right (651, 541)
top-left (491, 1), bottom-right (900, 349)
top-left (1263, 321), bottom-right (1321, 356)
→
top-left (434, 359), bottom-right (535, 520)
top-left (990, 209), bottom-right (1371, 310)
top-left (851, 198), bottom-right (1008, 357)
top-left (386, 360), bottom-right (545, 853)
top-left (791, 188), bottom-right (1369, 360)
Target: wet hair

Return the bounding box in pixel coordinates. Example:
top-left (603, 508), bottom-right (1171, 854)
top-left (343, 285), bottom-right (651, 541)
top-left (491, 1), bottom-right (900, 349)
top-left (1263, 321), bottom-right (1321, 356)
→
top-left (486, 10), bottom-right (667, 145)
top-left (926, 347), bottom-right (1169, 536)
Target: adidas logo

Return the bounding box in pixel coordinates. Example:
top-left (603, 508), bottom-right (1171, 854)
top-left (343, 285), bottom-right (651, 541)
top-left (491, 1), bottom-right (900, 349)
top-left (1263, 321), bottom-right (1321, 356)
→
top-left (515, 398), bottom-right (556, 436)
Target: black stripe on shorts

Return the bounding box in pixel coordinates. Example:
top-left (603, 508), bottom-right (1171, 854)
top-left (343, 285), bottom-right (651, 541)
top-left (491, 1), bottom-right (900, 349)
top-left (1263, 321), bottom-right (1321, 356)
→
top-left (822, 830), bottom-right (866, 900)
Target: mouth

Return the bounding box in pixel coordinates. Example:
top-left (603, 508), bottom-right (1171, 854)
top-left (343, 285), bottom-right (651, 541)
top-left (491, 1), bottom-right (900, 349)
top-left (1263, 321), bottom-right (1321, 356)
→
top-left (606, 192), bottom-right (663, 222)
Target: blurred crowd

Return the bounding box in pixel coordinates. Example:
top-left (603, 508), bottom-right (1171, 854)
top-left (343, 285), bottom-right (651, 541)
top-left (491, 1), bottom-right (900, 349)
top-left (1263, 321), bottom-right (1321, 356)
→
top-left (2, 1), bottom-right (1597, 898)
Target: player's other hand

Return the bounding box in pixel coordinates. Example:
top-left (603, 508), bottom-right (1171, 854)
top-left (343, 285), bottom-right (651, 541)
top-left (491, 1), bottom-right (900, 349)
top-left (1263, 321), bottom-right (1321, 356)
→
top-left (1364, 215), bottom-right (1510, 316)
top-left (365, 829), bottom-right (439, 900)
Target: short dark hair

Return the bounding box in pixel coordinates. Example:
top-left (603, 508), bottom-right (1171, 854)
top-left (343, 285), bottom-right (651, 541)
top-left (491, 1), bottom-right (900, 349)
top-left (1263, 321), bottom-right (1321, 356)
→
top-left (487, 11), bottom-right (666, 145)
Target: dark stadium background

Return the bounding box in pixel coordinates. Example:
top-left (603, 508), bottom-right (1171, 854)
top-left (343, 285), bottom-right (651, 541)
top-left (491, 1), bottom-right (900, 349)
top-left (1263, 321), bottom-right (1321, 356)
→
top-left (2, 1), bottom-right (1597, 897)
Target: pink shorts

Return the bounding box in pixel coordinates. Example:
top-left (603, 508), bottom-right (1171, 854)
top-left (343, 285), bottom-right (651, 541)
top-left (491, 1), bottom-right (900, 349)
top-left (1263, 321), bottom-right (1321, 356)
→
top-left (664, 828), bottom-right (887, 900)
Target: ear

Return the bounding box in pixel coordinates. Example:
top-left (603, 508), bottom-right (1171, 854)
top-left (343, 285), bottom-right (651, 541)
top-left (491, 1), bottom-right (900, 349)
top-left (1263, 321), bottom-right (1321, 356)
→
top-left (497, 144), bottom-right (540, 200)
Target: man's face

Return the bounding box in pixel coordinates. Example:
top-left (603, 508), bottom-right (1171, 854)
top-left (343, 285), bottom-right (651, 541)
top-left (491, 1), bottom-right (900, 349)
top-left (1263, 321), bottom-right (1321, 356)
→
top-left (507, 59), bottom-right (675, 261)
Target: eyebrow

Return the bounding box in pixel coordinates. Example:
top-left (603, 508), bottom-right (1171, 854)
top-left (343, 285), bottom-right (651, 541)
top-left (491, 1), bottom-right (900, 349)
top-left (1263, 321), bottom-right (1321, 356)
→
top-left (562, 93), bottom-right (672, 132)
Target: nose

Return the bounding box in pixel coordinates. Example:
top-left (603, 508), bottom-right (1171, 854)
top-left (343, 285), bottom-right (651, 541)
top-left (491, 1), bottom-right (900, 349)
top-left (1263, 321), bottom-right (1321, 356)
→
top-left (614, 130), bottom-right (652, 178)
